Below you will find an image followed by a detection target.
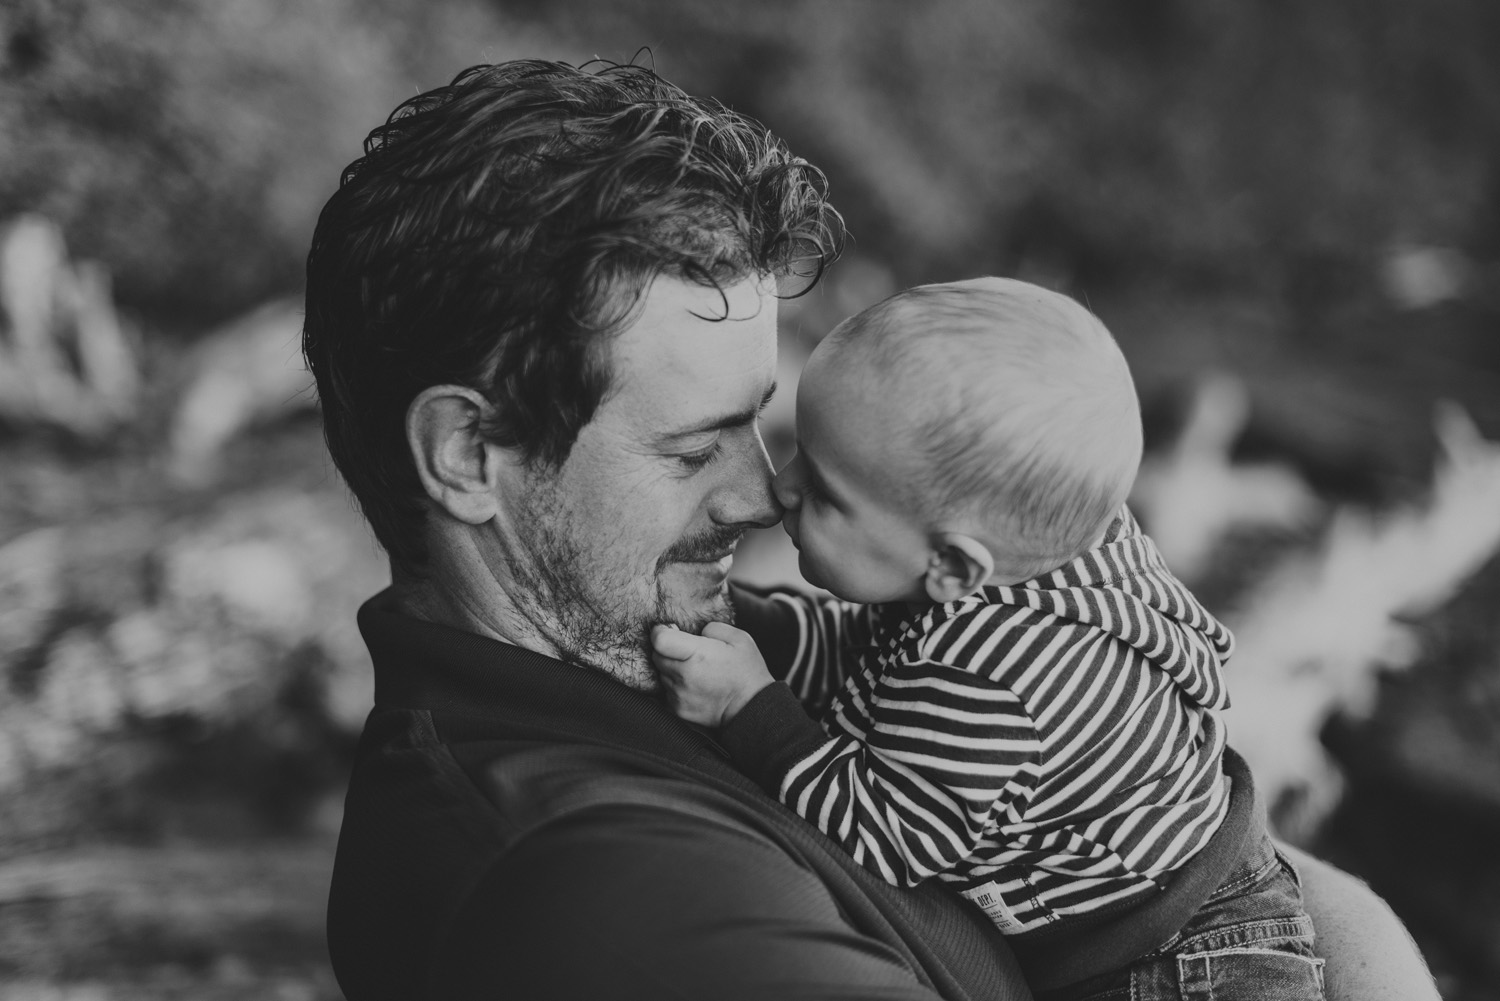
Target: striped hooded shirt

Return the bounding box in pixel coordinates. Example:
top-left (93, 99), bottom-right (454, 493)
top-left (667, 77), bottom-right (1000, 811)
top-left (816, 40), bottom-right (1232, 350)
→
top-left (727, 508), bottom-right (1235, 935)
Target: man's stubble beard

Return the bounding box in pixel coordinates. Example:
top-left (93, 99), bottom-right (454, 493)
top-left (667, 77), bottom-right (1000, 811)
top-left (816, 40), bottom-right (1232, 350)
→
top-left (508, 476), bottom-right (737, 691)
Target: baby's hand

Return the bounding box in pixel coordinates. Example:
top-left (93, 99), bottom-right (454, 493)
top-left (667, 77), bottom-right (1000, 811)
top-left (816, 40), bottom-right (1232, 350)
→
top-left (651, 621), bottom-right (774, 729)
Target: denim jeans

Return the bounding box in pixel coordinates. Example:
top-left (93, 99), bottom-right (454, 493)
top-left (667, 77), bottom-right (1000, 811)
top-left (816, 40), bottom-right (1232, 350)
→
top-left (1040, 833), bottom-right (1325, 1001)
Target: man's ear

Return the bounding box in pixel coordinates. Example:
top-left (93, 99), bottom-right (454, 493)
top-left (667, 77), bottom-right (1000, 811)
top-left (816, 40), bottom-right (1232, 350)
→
top-left (923, 533), bottom-right (996, 603)
top-left (406, 385), bottom-right (515, 525)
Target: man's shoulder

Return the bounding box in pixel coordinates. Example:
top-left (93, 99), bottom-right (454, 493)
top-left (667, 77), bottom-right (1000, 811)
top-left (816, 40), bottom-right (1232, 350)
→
top-left (430, 802), bottom-right (906, 999)
top-left (329, 699), bottom-right (1028, 1001)
top-left (458, 742), bottom-right (798, 853)
top-left (430, 743), bottom-right (1023, 1001)
top-left (441, 767), bottom-right (850, 936)
top-left (331, 721), bottom-right (827, 996)
top-left (337, 731), bottom-right (981, 1000)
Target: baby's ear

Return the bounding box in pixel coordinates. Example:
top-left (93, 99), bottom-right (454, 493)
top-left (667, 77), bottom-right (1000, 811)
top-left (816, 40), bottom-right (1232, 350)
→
top-left (923, 534), bottom-right (996, 603)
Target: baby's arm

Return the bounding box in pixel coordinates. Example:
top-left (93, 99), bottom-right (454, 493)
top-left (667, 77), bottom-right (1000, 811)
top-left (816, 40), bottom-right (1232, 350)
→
top-left (764, 660), bottom-right (1040, 886)
top-left (654, 622), bottom-right (1039, 888)
top-left (729, 585), bottom-right (881, 717)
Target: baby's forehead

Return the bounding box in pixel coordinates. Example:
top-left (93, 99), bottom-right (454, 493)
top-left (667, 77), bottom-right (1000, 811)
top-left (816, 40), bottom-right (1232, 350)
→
top-left (821, 288), bottom-right (1106, 399)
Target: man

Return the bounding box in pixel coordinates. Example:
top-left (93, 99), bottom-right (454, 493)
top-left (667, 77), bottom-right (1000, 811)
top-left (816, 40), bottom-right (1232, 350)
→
top-left (304, 59), bottom-right (1436, 1000)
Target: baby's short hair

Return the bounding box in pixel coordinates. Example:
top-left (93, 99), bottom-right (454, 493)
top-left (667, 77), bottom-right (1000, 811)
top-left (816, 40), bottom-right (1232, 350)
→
top-left (829, 277), bottom-right (1142, 578)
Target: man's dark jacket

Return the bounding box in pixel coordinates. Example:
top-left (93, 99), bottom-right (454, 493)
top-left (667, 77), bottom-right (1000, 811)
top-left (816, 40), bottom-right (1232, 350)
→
top-left (327, 588), bottom-right (1254, 999)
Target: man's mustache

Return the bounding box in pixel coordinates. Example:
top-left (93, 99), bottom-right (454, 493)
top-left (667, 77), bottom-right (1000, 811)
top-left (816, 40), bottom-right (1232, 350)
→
top-left (657, 525), bottom-right (750, 570)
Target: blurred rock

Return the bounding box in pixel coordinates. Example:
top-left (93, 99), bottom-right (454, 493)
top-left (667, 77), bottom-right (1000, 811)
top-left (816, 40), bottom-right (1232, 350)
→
top-left (164, 539), bottom-right (311, 638)
top-left (1132, 372), bottom-right (1322, 583)
top-left (0, 842), bottom-right (338, 999)
top-left (0, 216), bottom-right (140, 438)
top-left (1224, 403), bottom-right (1500, 840)
top-left (1319, 561), bottom-right (1500, 992)
top-left (168, 299), bottom-right (314, 485)
top-left (0, 528), bottom-right (65, 660)
top-left (1382, 244), bottom-right (1473, 310)
top-left (0, 982), bottom-right (112, 1001)
top-left (1385, 693), bottom-right (1500, 812)
top-left (0, 486), bottom-right (386, 839)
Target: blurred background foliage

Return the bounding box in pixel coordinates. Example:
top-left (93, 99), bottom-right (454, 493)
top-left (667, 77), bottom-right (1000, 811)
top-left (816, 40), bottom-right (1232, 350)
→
top-left (6, 0), bottom-right (1499, 477)
top-left (2, 0), bottom-right (1500, 998)
top-left (8, 0), bottom-right (1500, 319)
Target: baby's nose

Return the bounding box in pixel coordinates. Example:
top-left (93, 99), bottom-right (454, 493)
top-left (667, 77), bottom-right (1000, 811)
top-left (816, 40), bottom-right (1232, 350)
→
top-left (772, 458), bottom-right (802, 510)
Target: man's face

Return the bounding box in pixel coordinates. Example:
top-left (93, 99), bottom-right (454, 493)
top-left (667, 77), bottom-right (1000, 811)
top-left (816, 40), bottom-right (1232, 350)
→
top-left (500, 276), bottom-right (781, 689)
top-left (773, 345), bottom-right (932, 604)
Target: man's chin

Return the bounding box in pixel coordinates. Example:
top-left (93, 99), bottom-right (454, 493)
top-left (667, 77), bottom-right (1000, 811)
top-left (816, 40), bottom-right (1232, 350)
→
top-left (656, 563), bottom-right (735, 632)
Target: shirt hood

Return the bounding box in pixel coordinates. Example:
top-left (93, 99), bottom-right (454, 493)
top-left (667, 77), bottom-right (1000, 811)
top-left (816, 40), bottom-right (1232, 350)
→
top-left (959, 508), bottom-right (1234, 711)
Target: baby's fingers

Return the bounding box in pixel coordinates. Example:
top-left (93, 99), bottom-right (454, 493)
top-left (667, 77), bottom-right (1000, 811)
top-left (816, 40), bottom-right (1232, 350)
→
top-left (701, 621), bottom-right (754, 650)
top-left (651, 623), bottom-right (702, 661)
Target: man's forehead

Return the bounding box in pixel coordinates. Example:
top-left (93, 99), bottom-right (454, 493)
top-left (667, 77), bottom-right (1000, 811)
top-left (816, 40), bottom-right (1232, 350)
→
top-left (608, 276), bottom-right (779, 426)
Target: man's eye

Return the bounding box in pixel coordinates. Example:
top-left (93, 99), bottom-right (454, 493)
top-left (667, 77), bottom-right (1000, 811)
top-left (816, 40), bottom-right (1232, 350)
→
top-left (677, 440), bottom-right (724, 471)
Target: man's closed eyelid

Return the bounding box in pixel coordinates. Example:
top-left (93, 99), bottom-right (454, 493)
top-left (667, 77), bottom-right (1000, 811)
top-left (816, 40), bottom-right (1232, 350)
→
top-left (671, 437), bottom-right (724, 470)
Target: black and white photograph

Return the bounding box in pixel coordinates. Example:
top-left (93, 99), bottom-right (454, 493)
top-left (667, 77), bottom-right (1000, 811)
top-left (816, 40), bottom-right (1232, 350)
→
top-left (1, 2), bottom-right (1497, 998)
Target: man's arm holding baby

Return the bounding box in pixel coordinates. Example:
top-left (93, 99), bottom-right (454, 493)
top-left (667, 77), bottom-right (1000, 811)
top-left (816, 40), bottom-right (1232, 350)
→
top-left (1285, 845), bottom-right (1439, 1001)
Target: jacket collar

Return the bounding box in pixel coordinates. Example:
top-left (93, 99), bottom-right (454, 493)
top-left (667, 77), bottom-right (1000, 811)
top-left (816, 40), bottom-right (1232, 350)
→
top-left (357, 589), bottom-right (736, 771)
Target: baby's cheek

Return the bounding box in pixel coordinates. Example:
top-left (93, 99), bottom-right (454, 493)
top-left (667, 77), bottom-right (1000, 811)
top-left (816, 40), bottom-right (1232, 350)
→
top-left (798, 509), bottom-right (829, 548)
top-left (796, 540), bottom-right (831, 589)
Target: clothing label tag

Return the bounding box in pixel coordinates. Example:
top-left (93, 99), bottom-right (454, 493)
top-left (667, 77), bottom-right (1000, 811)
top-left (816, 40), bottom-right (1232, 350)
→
top-left (961, 881), bottom-right (1028, 935)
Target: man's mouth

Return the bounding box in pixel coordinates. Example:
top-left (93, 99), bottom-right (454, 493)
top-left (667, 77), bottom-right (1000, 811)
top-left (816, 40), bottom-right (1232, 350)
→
top-left (657, 532), bottom-right (744, 571)
top-left (681, 543), bottom-right (737, 565)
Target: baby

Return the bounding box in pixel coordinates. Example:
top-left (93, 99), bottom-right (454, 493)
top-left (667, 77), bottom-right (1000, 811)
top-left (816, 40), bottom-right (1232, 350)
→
top-left (651, 278), bottom-right (1324, 999)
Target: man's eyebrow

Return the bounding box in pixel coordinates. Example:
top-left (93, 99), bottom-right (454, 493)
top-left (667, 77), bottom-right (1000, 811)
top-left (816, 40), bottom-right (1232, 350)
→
top-left (656, 383), bottom-right (777, 441)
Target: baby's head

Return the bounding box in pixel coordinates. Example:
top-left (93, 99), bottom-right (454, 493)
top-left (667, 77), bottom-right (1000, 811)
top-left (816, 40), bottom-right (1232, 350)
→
top-left (775, 276), bottom-right (1141, 604)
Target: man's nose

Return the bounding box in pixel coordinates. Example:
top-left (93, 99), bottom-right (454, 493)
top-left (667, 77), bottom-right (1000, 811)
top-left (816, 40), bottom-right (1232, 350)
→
top-left (709, 429), bottom-right (782, 528)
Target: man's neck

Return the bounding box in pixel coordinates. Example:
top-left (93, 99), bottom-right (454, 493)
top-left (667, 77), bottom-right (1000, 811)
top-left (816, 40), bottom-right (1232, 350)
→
top-left (389, 564), bottom-right (562, 661)
top-left (387, 561), bottom-right (660, 692)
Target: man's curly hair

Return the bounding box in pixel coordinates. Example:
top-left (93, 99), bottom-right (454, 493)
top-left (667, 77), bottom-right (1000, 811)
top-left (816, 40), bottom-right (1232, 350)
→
top-left (304, 59), bottom-right (843, 570)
